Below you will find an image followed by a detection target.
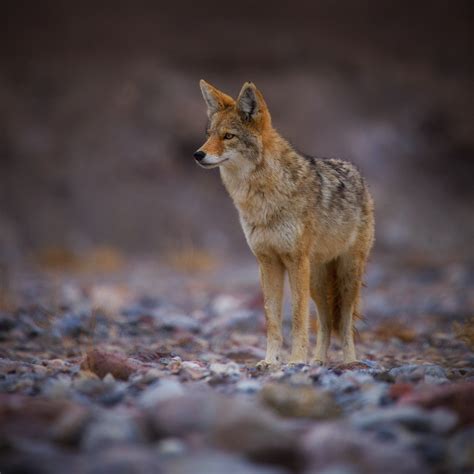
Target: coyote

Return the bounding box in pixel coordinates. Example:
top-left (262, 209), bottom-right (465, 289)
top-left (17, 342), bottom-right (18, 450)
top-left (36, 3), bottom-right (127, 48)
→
top-left (194, 80), bottom-right (374, 366)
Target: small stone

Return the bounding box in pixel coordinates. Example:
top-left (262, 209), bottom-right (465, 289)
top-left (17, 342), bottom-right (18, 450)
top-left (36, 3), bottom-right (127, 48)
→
top-left (140, 368), bottom-right (163, 384)
top-left (0, 313), bottom-right (16, 331)
top-left (261, 383), bottom-right (341, 419)
top-left (29, 363), bottom-right (48, 376)
top-left (448, 427), bottom-right (474, 471)
top-left (181, 361), bottom-right (209, 380)
top-left (54, 312), bottom-right (89, 338)
top-left (152, 310), bottom-right (200, 333)
top-left (163, 451), bottom-right (288, 474)
top-left (51, 404), bottom-right (92, 445)
top-left (236, 379), bottom-right (261, 394)
top-left (43, 376), bottom-right (72, 399)
top-left (389, 364), bottom-right (448, 384)
top-left (209, 362), bottom-right (240, 377)
top-left (155, 437), bottom-right (187, 457)
top-left (46, 359), bottom-right (69, 371)
top-left (303, 421), bottom-right (429, 473)
top-left (73, 370), bottom-right (126, 405)
top-left (83, 445), bottom-right (162, 474)
top-left (212, 397), bottom-right (298, 467)
top-left (212, 294), bottom-right (242, 315)
top-left (399, 381), bottom-right (474, 426)
top-left (350, 405), bottom-right (458, 434)
top-left (389, 383), bottom-right (414, 400)
top-left (81, 348), bottom-right (143, 380)
top-left (225, 346), bottom-right (266, 363)
top-left (81, 411), bottom-right (145, 450)
top-left (103, 373), bottom-right (116, 384)
top-left (139, 379), bottom-right (184, 409)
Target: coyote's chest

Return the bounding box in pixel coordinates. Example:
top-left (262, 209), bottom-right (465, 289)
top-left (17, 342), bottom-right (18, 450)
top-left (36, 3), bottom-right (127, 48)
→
top-left (221, 166), bottom-right (304, 255)
top-left (237, 197), bottom-right (302, 255)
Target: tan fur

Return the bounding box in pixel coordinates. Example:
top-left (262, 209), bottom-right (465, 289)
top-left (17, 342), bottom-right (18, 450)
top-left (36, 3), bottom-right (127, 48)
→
top-left (196, 80), bottom-right (375, 365)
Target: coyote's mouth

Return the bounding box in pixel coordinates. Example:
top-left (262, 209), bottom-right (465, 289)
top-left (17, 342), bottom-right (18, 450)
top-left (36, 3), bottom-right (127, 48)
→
top-left (197, 157), bottom-right (229, 169)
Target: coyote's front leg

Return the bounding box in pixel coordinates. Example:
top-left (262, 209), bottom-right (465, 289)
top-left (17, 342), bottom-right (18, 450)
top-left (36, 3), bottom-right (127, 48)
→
top-left (257, 254), bottom-right (284, 366)
top-left (286, 255), bottom-right (310, 364)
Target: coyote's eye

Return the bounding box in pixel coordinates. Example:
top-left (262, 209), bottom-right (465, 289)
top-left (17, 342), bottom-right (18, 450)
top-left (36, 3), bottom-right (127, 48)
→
top-left (223, 133), bottom-right (235, 140)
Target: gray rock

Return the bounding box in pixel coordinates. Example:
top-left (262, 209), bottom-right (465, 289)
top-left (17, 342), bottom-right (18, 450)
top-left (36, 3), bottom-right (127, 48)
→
top-left (209, 362), bottom-right (241, 377)
top-left (164, 451), bottom-right (288, 474)
top-left (350, 405), bottom-right (458, 434)
top-left (388, 364), bottom-right (448, 384)
top-left (73, 372), bottom-right (127, 406)
top-left (51, 404), bottom-right (93, 445)
top-left (148, 390), bottom-right (219, 437)
top-left (317, 467), bottom-right (359, 474)
top-left (303, 421), bottom-right (429, 474)
top-left (42, 376), bottom-right (73, 399)
top-left (83, 445), bottom-right (162, 474)
top-left (236, 379), bottom-right (261, 394)
top-left (139, 379), bottom-right (184, 409)
top-left (211, 396), bottom-right (299, 466)
top-left (151, 310), bottom-right (200, 333)
top-left (81, 411), bottom-right (146, 450)
top-left (147, 387), bottom-right (298, 466)
top-left (260, 383), bottom-right (341, 419)
top-left (448, 427), bottom-right (474, 471)
top-left (155, 437), bottom-right (187, 458)
top-left (53, 312), bottom-right (89, 338)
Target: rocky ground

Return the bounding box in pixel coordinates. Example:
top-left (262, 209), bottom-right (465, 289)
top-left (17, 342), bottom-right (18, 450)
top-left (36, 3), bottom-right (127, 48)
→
top-left (0, 254), bottom-right (473, 474)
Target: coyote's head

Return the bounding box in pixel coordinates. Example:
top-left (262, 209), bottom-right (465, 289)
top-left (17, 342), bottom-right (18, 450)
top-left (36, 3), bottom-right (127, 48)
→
top-left (194, 80), bottom-right (272, 169)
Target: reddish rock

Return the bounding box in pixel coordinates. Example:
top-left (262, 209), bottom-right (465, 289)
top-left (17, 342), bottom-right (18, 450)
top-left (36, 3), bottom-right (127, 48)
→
top-left (81, 348), bottom-right (144, 380)
top-left (399, 382), bottom-right (474, 426)
top-left (389, 383), bottom-right (414, 401)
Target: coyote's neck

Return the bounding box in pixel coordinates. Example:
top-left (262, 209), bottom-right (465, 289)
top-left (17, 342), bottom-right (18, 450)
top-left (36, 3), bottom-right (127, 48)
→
top-left (220, 131), bottom-right (298, 225)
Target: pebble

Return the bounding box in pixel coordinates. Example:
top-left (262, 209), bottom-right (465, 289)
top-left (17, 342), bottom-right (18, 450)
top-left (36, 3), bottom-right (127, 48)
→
top-left (235, 379), bottom-right (261, 394)
top-left (261, 383), bottom-right (341, 419)
top-left (138, 368), bottom-right (163, 384)
top-left (448, 427), bottom-right (474, 471)
top-left (43, 376), bottom-right (73, 399)
top-left (209, 362), bottom-right (241, 377)
top-left (155, 437), bottom-right (187, 458)
top-left (53, 312), bottom-right (89, 338)
top-left (139, 379), bottom-right (184, 409)
top-left (388, 364), bottom-right (448, 384)
top-left (51, 404), bottom-right (92, 445)
top-left (303, 421), bottom-right (429, 474)
top-left (211, 397), bottom-right (298, 465)
top-left (81, 411), bottom-right (145, 450)
top-left (164, 451), bottom-right (289, 474)
top-left (350, 405), bottom-right (458, 434)
top-left (83, 445), bottom-right (162, 474)
top-left (151, 310), bottom-right (200, 333)
top-left (181, 361), bottom-right (210, 380)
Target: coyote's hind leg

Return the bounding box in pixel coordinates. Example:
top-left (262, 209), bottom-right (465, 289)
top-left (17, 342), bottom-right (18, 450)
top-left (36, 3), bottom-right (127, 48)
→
top-left (310, 263), bottom-right (332, 364)
top-left (337, 252), bottom-right (365, 363)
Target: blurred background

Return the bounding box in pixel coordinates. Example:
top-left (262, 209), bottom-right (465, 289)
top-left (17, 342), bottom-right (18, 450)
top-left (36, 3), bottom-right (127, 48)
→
top-left (1, 0), bottom-right (473, 265)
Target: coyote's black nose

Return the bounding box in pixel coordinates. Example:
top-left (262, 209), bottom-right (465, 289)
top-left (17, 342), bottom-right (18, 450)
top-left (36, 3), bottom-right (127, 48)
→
top-left (193, 151), bottom-right (206, 162)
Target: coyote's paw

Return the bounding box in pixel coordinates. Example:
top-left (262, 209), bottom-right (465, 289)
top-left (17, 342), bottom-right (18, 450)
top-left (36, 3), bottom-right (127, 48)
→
top-left (310, 358), bottom-right (325, 367)
top-left (256, 359), bottom-right (280, 371)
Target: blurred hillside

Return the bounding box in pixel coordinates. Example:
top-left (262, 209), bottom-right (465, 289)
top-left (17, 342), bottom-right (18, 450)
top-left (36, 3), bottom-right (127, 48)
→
top-left (1, 0), bottom-right (473, 262)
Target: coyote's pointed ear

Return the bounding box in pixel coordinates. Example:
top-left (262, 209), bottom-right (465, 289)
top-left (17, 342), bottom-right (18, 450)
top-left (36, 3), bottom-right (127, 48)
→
top-left (236, 82), bottom-right (268, 123)
top-left (199, 80), bottom-right (235, 118)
